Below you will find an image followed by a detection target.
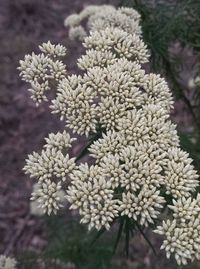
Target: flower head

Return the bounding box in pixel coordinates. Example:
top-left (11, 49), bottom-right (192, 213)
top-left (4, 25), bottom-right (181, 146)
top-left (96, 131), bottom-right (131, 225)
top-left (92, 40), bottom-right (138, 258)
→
top-left (19, 4), bottom-right (200, 266)
top-left (19, 42), bottom-right (67, 105)
top-left (31, 180), bottom-right (63, 215)
top-left (67, 164), bottom-right (119, 230)
top-left (0, 256), bottom-right (17, 269)
top-left (164, 147), bottom-right (199, 198)
top-left (84, 27), bottom-right (149, 64)
top-left (119, 186), bottom-right (165, 226)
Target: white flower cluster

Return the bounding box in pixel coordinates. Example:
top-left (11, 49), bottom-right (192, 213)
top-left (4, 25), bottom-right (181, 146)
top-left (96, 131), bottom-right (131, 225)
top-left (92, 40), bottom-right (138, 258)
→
top-left (19, 4), bottom-right (200, 266)
top-left (155, 195), bottom-right (200, 265)
top-left (67, 164), bottom-right (119, 230)
top-left (189, 75), bottom-right (200, 88)
top-left (67, 142), bottom-right (199, 232)
top-left (79, 28), bottom-right (149, 68)
top-left (24, 131), bottom-right (76, 214)
top-left (19, 41), bottom-right (67, 105)
top-left (30, 181), bottom-right (66, 216)
top-left (0, 255), bottom-right (17, 269)
top-left (64, 5), bottom-right (142, 40)
top-left (52, 57), bottom-right (173, 136)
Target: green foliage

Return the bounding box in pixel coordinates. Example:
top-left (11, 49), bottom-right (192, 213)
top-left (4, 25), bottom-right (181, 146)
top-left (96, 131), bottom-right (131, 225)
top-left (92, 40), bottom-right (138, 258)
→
top-left (17, 215), bottom-right (113, 269)
top-left (179, 132), bottom-right (200, 169)
top-left (45, 215), bottom-right (113, 269)
top-left (121, 0), bottom-right (200, 61)
top-left (18, 214), bottom-right (152, 269)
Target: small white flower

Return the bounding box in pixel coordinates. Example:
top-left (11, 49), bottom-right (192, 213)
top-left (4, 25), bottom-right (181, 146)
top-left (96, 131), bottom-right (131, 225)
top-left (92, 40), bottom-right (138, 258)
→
top-left (164, 148), bottom-right (199, 198)
top-left (65, 5), bottom-right (141, 37)
top-left (89, 131), bottom-right (127, 161)
top-left (39, 41), bottom-right (67, 57)
top-left (0, 256), bottom-right (17, 269)
top-left (119, 146), bottom-right (165, 191)
top-left (44, 131), bottom-right (76, 151)
top-left (18, 43), bottom-right (67, 104)
top-left (24, 146), bottom-right (75, 182)
top-left (68, 26), bottom-right (87, 41)
top-left (154, 217), bottom-right (199, 265)
top-left (119, 186), bottom-right (165, 226)
top-left (168, 197), bottom-right (200, 221)
top-left (30, 182), bottom-right (66, 216)
top-left (84, 27), bottom-right (149, 64)
top-left (31, 180), bottom-right (64, 215)
top-left (98, 97), bottom-right (127, 131)
top-left (64, 13), bottom-right (81, 27)
top-left (78, 49), bottom-right (117, 69)
top-left (67, 164), bottom-right (119, 230)
top-left (143, 73), bottom-right (174, 112)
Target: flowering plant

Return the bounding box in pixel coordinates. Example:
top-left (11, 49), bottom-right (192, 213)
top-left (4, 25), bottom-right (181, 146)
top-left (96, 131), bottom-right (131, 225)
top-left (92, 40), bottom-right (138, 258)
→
top-left (19, 5), bottom-right (200, 266)
top-left (0, 255), bottom-right (17, 269)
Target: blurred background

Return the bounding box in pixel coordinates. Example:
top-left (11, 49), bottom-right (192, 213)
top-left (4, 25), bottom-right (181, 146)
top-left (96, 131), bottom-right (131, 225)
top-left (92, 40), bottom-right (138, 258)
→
top-left (1, 0), bottom-right (200, 268)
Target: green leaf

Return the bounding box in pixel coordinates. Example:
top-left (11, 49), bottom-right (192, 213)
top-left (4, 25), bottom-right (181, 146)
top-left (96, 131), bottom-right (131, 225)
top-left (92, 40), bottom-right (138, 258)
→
top-left (90, 227), bottom-right (107, 246)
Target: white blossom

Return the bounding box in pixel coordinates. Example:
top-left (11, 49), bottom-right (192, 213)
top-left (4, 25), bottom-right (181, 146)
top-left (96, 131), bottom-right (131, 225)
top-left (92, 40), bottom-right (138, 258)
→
top-left (99, 154), bottom-right (124, 189)
top-left (24, 147), bottom-right (75, 182)
top-left (66, 164), bottom-right (119, 230)
top-left (119, 146), bottom-right (165, 191)
top-left (79, 5), bottom-right (110, 19)
top-left (30, 181), bottom-right (66, 216)
top-left (19, 42), bottom-right (67, 104)
top-left (51, 77), bottom-right (98, 135)
top-left (168, 197), bottom-right (200, 222)
top-left (19, 53), bottom-right (50, 83)
top-left (65, 103), bottom-right (98, 136)
top-left (31, 180), bottom-right (64, 215)
top-left (119, 186), bottom-right (165, 226)
top-left (78, 49), bottom-right (117, 69)
top-left (0, 256), bottom-right (17, 269)
top-left (64, 13), bottom-right (81, 27)
top-left (68, 26), bottom-right (87, 41)
top-left (119, 7), bottom-right (141, 22)
top-left (89, 131), bottom-right (127, 161)
top-left (164, 147), bottom-right (199, 198)
top-left (82, 66), bottom-right (108, 91)
top-left (82, 62), bottom-right (146, 109)
top-left (97, 97), bottom-right (127, 131)
top-left (87, 8), bottom-right (142, 35)
top-left (39, 41), bottom-right (67, 57)
top-left (117, 106), bottom-right (179, 150)
top-left (143, 73), bottom-right (174, 112)
top-left (154, 216), bottom-right (200, 265)
top-left (28, 80), bottom-right (49, 104)
top-left (84, 27), bottom-right (149, 64)
top-left (65, 5), bottom-right (141, 37)
top-left (44, 130), bottom-right (76, 150)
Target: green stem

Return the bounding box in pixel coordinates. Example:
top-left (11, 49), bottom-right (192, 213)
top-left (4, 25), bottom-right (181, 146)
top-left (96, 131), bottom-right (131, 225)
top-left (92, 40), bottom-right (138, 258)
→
top-left (113, 217), bottom-right (125, 254)
top-left (124, 217), bottom-right (130, 257)
top-left (135, 222), bottom-right (157, 256)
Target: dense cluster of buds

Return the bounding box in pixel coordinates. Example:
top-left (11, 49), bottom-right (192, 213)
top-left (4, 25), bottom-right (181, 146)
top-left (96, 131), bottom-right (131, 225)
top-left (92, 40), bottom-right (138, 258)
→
top-left (19, 4), bottom-right (200, 266)
top-left (0, 255), bottom-right (17, 269)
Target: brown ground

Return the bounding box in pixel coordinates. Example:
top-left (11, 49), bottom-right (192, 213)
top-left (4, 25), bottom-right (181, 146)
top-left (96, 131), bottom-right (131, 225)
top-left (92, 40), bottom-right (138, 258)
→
top-left (0, 0), bottom-right (199, 268)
